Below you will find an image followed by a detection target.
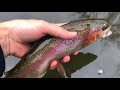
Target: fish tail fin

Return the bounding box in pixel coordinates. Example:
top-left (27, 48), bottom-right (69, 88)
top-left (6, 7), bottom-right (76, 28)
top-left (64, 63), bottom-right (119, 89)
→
top-left (3, 70), bottom-right (12, 78)
top-left (57, 61), bottom-right (68, 78)
top-left (3, 71), bottom-right (9, 78)
top-left (4, 71), bottom-right (8, 76)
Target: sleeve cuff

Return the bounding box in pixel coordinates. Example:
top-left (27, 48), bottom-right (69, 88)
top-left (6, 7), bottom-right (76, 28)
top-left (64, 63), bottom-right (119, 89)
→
top-left (0, 45), bottom-right (5, 77)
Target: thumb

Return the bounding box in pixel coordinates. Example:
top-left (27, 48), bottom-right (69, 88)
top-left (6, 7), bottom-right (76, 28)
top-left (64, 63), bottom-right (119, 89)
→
top-left (30, 20), bottom-right (77, 39)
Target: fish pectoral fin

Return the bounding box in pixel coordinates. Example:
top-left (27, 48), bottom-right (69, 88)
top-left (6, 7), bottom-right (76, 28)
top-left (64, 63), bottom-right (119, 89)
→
top-left (57, 61), bottom-right (68, 78)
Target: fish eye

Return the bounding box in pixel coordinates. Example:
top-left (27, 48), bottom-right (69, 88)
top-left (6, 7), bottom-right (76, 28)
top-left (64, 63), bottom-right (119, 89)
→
top-left (102, 25), bottom-right (108, 31)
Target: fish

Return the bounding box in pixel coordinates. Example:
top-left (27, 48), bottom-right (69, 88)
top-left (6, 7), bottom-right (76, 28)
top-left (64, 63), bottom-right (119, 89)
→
top-left (4, 19), bottom-right (112, 78)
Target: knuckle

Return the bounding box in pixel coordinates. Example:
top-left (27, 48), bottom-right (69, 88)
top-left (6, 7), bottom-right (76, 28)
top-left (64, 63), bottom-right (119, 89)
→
top-left (37, 20), bottom-right (48, 28)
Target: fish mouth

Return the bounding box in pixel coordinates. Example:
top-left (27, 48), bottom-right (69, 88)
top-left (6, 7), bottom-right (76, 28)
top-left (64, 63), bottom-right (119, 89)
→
top-left (100, 25), bottom-right (112, 38)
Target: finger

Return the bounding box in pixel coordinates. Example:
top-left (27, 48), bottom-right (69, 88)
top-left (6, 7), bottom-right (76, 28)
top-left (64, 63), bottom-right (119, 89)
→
top-left (50, 60), bottom-right (57, 70)
top-left (73, 51), bottom-right (79, 55)
top-left (62, 55), bottom-right (70, 63)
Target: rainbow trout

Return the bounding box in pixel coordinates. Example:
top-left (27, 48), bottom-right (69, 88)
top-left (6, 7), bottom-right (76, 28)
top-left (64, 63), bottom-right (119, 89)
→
top-left (4, 19), bottom-right (112, 78)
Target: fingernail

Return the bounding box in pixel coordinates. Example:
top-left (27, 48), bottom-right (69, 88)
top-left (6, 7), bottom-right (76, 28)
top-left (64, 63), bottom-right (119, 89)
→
top-left (62, 56), bottom-right (70, 63)
top-left (68, 32), bottom-right (77, 36)
top-left (50, 60), bottom-right (57, 70)
top-left (73, 51), bottom-right (79, 55)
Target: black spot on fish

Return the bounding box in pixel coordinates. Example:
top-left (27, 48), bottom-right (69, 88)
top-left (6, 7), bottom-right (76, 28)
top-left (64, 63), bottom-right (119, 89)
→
top-left (87, 24), bottom-right (90, 27)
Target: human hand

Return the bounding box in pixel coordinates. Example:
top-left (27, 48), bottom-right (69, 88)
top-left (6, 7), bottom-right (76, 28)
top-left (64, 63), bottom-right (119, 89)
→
top-left (0, 19), bottom-right (78, 70)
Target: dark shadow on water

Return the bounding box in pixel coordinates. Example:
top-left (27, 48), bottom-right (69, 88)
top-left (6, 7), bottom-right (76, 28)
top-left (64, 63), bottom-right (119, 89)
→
top-left (43, 52), bottom-right (97, 78)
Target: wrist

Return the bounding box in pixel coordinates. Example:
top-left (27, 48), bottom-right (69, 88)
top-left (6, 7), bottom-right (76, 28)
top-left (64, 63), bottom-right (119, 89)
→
top-left (0, 22), bottom-right (10, 57)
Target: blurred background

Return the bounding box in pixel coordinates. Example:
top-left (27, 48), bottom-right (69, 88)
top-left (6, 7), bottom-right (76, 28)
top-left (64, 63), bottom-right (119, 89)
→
top-left (1, 12), bottom-right (120, 78)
